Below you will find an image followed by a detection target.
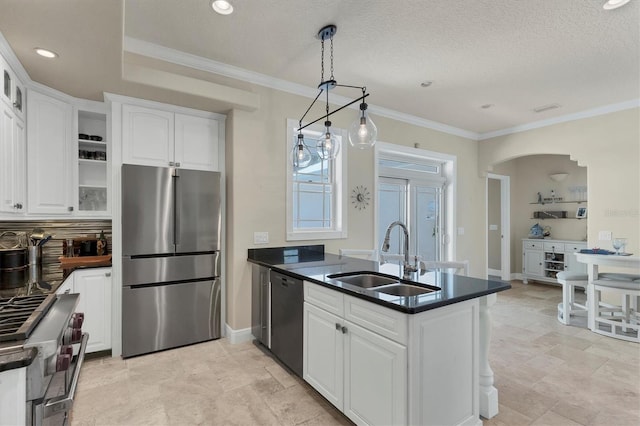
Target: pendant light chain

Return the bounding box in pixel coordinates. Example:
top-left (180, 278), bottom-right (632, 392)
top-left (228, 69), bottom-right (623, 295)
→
top-left (321, 38), bottom-right (325, 83)
top-left (330, 35), bottom-right (334, 81)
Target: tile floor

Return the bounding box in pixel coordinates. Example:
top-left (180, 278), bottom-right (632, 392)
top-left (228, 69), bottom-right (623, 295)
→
top-left (72, 280), bottom-right (640, 425)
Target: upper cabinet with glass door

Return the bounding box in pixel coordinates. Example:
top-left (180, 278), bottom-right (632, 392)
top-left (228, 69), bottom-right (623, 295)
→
top-left (1, 55), bottom-right (25, 122)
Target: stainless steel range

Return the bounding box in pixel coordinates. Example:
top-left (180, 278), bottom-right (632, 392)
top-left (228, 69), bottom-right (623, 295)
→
top-left (0, 293), bottom-right (88, 425)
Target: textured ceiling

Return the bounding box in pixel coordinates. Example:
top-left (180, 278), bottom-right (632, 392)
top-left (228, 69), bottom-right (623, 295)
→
top-left (0, 0), bottom-right (638, 135)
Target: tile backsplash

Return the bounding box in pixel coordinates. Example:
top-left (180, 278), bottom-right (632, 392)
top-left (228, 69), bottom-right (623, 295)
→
top-left (0, 220), bottom-right (112, 281)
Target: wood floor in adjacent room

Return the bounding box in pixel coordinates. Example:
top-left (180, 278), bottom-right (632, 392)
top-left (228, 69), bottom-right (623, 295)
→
top-left (71, 280), bottom-right (640, 425)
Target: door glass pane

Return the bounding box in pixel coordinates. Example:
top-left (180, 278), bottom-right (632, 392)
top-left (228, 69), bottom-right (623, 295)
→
top-left (413, 185), bottom-right (441, 261)
top-left (378, 178), bottom-right (407, 255)
top-left (3, 71), bottom-right (10, 98)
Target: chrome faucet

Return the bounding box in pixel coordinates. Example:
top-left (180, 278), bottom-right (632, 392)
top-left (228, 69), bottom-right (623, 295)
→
top-left (381, 221), bottom-right (418, 280)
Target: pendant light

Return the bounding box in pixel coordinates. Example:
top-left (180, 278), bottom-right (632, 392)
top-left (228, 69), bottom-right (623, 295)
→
top-left (348, 88), bottom-right (378, 149)
top-left (294, 24), bottom-right (377, 167)
top-left (292, 132), bottom-right (312, 168)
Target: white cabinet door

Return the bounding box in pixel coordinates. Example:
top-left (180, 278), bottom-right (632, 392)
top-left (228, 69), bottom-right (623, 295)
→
top-left (0, 106), bottom-right (25, 214)
top-left (565, 243), bottom-right (587, 274)
top-left (524, 249), bottom-right (544, 277)
top-left (14, 117), bottom-right (25, 212)
top-left (27, 90), bottom-right (74, 215)
top-left (174, 113), bottom-right (219, 171)
top-left (73, 268), bottom-right (112, 353)
top-left (122, 104), bottom-right (174, 167)
top-left (303, 302), bottom-right (344, 410)
top-left (56, 276), bottom-right (73, 295)
top-left (344, 320), bottom-right (407, 426)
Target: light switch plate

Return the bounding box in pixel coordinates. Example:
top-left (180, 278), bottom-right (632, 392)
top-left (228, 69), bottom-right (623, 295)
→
top-left (254, 231), bottom-right (269, 244)
top-left (598, 231), bottom-right (612, 241)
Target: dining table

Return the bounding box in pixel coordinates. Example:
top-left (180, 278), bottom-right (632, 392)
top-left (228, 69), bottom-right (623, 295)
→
top-left (575, 252), bottom-right (640, 338)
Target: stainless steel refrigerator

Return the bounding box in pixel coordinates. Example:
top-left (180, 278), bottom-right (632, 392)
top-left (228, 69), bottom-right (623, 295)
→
top-left (121, 164), bottom-right (222, 358)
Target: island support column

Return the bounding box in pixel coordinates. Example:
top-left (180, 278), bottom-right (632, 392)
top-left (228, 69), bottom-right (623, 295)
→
top-left (479, 294), bottom-right (498, 419)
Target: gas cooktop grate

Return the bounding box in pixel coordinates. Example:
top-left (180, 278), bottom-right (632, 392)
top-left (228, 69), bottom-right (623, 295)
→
top-left (0, 294), bottom-right (57, 342)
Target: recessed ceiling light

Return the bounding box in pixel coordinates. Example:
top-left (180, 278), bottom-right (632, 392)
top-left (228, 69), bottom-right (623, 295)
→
top-left (34, 47), bottom-right (58, 58)
top-left (603, 0), bottom-right (630, 10)
top-left (211, 0), bottom-right (233, 15)
top-left (480, 104), bottom-right (494, 109)
top-left (420, 81), bottom-right (433, 88)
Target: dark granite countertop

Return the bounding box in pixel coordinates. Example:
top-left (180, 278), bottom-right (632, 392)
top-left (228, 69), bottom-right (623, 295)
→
top-left (248, 246), bottom-right (511, 314)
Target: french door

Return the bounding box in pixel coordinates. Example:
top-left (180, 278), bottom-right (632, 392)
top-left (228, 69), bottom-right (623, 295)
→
top-left (378, 176), bottom-right (442, 261)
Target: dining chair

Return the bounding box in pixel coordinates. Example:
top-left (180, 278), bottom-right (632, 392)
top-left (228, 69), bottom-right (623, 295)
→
top-left (420, 260), bottom-right (469, 276)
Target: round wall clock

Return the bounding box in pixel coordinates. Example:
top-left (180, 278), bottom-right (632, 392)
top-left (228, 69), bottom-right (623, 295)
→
top-left (351, 185), bottom-right (370, 210)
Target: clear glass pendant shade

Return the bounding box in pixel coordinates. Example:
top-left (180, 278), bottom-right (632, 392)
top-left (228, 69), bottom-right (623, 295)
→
top-left (316, 123), bottom-right (341, 159)
top-left (292, 134), bottom-right (312, 168)
top-left (348, 109), bottom-right (377, 149)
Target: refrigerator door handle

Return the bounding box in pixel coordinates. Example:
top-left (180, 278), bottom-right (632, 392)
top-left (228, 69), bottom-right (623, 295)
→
top-left (174, 171), bottom-right (180, 247)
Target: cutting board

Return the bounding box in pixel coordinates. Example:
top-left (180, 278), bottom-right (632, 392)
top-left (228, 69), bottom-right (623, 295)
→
top-left (58, 254), bottom-right (112, 268)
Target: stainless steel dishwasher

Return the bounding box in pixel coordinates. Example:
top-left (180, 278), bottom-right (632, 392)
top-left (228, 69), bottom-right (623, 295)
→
top-left (251, 264), bottom-right (270, 347)
top-left (270, 270), bottom-right (303, 377)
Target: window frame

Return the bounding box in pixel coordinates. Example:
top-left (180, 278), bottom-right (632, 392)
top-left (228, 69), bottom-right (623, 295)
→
top-left (286, 118), bottom-right (348, 241)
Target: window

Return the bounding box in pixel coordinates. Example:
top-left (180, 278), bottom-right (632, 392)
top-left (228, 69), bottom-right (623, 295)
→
top-left (286, 119), bottom-right (347, 240)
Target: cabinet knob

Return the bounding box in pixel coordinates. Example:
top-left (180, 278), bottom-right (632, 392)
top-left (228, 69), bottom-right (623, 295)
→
top-left (68, 206), bottom-right (74, 212)
top-left (341, 326), bottom-right (348, 334)
top-left (169, 161), bottom-right (175, 166)
top-left (105, 272), bottom-right (111, 277)
top-left (335, 323), bottom-right (341, 331)
top-left (175, 162), bottom-right (181, 167)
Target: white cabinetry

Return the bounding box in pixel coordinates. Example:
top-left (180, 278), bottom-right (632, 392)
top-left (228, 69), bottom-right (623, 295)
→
top-left (1, 54), bottom-right (25, 121)
top-left (564, 242), bottom-right (588, 274)
top-left (0, 101), bottom-right (25, 214)
top-left (303, 283), bottom-right (406, 426)
top-left (27, 90), bottom-right (74, 215)
top-left (303, 281), bottom-right (479, 426)
top-left (122, 105), bottom-right (221, 171)
top-left (522, 239), bottom-right (587, 284)
top-left (122, 104), bottom-right (173, 167)
top-left (522, 240), bottom-right (544, 282)
top-left (56, 267), bottom-right (112, 353)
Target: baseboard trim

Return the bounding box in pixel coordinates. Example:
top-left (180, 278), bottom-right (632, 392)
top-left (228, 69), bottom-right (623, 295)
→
top-left (512, 273), bottom-right (522, 281)
top-left (225, 324), bottom-right (254, 344)
top-left (488, 268), bottom-right (502, 277)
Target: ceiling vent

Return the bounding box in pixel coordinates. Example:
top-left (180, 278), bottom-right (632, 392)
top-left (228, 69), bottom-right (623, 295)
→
top-left (533, 103), bottom-right (561, 113)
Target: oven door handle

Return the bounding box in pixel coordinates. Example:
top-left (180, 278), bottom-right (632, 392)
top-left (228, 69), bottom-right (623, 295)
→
top-left (43, 332), bottom-right (89, 418)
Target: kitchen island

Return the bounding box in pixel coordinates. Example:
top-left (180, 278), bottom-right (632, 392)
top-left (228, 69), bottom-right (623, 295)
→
top-left (248, 246), bottom-right (510, 426)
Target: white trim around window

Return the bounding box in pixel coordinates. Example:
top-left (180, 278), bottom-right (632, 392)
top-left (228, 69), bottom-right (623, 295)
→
top-left (286, 118), bottom-right (348, 241)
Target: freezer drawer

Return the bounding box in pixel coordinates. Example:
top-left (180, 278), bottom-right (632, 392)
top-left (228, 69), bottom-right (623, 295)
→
top-left (122, 253), bottom-right (220, 286)
top-left (122, 279), bottom-right (221, 358)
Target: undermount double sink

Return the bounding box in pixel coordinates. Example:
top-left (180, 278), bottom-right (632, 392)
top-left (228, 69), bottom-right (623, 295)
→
top-left (327, 271), bottom-right (438, 297)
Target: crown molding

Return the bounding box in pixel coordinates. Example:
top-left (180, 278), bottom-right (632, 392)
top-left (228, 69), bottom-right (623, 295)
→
top-left (124, 36), bottom-right (479, 140)
top-left (0, 30), bottom-right (30, 83)
top-left (478, 99), bottom-right (640, 140)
